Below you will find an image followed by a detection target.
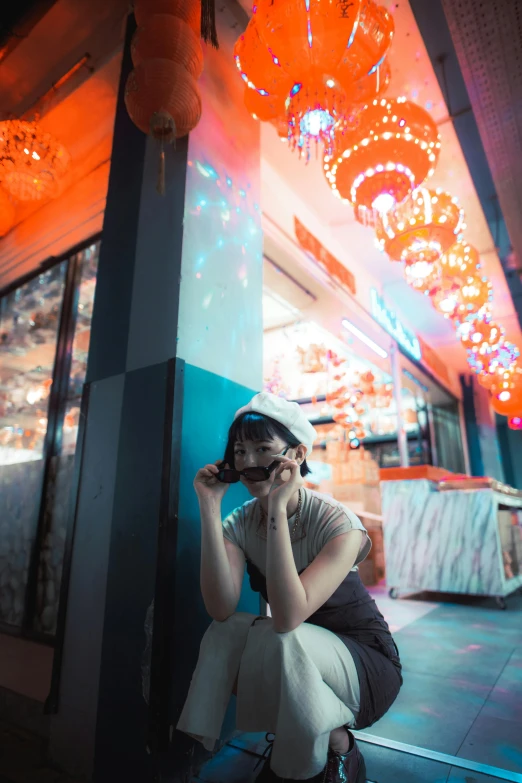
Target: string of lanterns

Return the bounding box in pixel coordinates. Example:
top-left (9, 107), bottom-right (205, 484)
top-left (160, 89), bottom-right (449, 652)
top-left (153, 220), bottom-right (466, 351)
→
top-left (234, 0), bottom-right (522, 421)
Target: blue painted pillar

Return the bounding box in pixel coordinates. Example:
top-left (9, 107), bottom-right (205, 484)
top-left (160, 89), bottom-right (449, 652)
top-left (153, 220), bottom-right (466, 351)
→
top-left (48, 4), bottom-right (262, 782)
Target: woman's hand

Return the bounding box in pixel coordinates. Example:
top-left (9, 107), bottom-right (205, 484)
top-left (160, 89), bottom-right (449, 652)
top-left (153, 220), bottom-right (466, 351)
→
top-left (194, 462), bottom-right (229, 503)
top-left (267, 456), bottom-right (303, 512)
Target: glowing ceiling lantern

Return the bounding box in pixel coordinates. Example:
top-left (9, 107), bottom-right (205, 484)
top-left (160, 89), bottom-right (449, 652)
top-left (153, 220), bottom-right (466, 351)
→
top-left (323, 97), bottom-right (441, 216)
top-left (0, 120), bottom-right (70, 201)
top-left (375, 187), bottom-right (465, 264)
top-left (458, 315), bottom-right (504, 353)
top-left (508, 416), bottom-right (522, 430)
top-left (439, 240), bottom-right (480, 279)
top-left (470, 342), bottom-right (520, 383)
top-left (454, 274), bottom-right (493, 322)
top-left (478, 355), bottom-right (522, 391)
top-left (490, 385), bottom-right (522, 417)
top-left (404, 259), bottom-right (442, 294)
top-left (235, 0), bottom-right (395, 160)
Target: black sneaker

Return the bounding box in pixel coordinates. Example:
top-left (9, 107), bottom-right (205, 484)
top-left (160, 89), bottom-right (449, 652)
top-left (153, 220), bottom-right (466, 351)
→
top-left (254, 733), bottom-right (280, 782)
top-left (324, 728), bottom-right (366, 783)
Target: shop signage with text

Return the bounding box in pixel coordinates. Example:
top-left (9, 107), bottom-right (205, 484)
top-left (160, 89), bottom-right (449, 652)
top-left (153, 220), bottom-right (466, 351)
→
top-left (418, 337), bottom-right (451, 387)
top-left (370, 289), bottom-right (422, 361)
top-left (294, 217), bottom-right (356, 297)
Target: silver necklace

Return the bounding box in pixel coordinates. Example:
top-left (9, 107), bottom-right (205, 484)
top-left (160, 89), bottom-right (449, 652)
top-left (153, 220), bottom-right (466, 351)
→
top-left (258, 489), bottom-right (303, 538)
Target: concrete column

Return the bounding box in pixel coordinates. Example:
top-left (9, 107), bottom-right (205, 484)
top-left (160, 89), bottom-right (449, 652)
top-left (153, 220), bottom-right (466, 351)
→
top-left (49, 3), bottom-right (262, 781)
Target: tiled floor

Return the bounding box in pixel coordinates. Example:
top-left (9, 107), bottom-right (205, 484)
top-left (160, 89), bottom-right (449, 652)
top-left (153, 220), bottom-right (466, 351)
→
top-left (191, 587), bottom-right (522, 783)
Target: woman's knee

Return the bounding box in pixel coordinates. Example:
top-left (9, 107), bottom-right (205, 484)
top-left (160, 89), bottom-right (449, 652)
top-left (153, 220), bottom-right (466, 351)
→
top-left (208, 612), bottom-right (259, 636)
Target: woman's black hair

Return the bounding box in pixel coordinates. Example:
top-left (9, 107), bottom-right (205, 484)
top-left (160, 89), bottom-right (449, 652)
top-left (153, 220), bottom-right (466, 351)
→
top-left (224, 412), bottom-right (312, 477)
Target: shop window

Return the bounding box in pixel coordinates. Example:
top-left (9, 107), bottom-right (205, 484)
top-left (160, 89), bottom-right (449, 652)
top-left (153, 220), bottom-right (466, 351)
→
top-left (0, 263), bottom-right (67, 465)
top-left (0, 240), bottom-right (99, 634)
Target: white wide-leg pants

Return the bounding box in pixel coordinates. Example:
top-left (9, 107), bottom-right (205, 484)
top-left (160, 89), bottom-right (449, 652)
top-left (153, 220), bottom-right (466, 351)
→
top-left (176, 612), bottom-right (361, 780)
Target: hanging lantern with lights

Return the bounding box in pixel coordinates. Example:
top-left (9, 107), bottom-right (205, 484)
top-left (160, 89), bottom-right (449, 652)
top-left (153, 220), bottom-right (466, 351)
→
top-left (508, 416), bottom-right (522, 431)
top-left (375, 188), bottom-right (465, 264)
top-left (0, 120), bottom-right (70, 201)
top-left (457, 316), bottom-right (504, 354)
top-left (234, 0), bottom-right (394, 159)
top-left (477, 354), bottom-right (522, 390)
top-left (324, 97), bottom-right (440, 216)
top-left (403, 260), bottom-right (442, 294)
top-left (452, 274), bottom-right (493, 323)
top-left (490, 386), bottom-right (522, 417)
top-left (439, 240), bottom-right (480, 279)
top-left (468, 341), bottom-right (519, 382)
top-left (430, 272), bottom-right (492, 322)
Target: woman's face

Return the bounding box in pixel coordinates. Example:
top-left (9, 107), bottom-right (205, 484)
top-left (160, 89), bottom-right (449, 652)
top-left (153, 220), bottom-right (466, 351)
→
top-left (234, 436), bottom-right (295, 498)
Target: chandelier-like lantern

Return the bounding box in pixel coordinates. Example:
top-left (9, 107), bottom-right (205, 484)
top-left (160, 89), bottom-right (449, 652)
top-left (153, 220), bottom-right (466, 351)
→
top-left (234, 0), bottom-right (394, 159)
top-left (404, 260), bottom-right (442, 294)
top-left (0, 120), bottom-right (70, 201)
top-left (324, 97), bottom-right (440, 215)
top-left (375, 188), bottom-right (465, 264)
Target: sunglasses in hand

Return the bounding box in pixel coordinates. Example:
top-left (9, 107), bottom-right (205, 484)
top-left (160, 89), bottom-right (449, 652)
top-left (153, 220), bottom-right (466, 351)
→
top-left (216, 447), bottom-right (291, 484)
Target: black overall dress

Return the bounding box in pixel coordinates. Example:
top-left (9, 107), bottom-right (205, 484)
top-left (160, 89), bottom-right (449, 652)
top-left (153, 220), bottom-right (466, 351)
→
top-left (246, 560), bottom-right (403, 729)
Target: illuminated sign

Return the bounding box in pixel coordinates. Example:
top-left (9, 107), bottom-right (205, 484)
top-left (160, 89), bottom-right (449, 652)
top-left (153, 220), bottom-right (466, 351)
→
top-left (295, 217), bottom-right (356, 296)
top-left (370, 288), bottom-right (422, 361)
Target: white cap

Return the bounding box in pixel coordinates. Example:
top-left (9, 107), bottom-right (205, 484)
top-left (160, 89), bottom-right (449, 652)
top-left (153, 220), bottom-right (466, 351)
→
top-left (234, 392), bottom-right (318, 456)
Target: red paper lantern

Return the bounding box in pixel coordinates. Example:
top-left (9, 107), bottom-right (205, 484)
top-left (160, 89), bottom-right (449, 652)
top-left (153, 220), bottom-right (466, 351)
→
top-left (508, 416), bottom-right (522, 430)
top-left (134, 0), bottom-right (201, 34)
top-left (333, 0), bottom-right (394, 85)
top-left (324, 97), bottom-right (441, 213)
top-left (124, 59), bottom-right (201, 138)
top-left (234, 0), bottom-right (394, 159)
top-left (0, 186), bottom-right (15, 236)
top-left (253, 0), bottom-right (362, 82)
top-left (375, 188), bottom-right (465, 264)
top-left (131, 15), bottom-right (203, 79)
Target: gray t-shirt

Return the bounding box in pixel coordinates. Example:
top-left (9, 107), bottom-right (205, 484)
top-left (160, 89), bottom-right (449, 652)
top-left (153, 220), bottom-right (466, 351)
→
top-left (222, 488), bottom-right (371, 577)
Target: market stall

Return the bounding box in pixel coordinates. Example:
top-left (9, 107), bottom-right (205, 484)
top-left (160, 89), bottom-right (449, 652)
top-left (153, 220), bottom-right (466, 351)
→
top-left (381, 468), bottom-right (522, 607)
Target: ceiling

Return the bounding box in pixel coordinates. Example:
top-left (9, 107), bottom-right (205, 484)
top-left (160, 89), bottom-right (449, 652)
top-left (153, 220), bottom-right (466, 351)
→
top-left (242, 0), bottom-right (522, 374)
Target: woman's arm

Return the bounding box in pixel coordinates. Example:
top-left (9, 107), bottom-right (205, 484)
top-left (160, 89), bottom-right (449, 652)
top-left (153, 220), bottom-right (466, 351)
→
top-left (194, 462), bottom-right (245, 622)
top-left (199, 495), bottom-right (245, 621)
top-left (266, 500), bottom-right (362, 633)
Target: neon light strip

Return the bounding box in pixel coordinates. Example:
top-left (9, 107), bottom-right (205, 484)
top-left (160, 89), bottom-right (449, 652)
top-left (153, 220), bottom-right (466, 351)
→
top-left (341, 319), bottom-right (388, 359)
top-left (353, 733), bottom-right (522, 783)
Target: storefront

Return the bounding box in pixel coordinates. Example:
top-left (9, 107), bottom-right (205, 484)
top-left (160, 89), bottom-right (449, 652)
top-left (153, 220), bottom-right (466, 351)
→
top-left (261, 234), bottom-right (469, 585)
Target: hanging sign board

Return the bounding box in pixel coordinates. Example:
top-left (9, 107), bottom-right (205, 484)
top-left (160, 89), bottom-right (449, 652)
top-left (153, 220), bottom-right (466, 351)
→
top-left (370, 288), bottom-right (422, 361)
top-left (417, 337), bottom-right (451, 387)
top-left (294, 217), bottom-right (356, 297)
